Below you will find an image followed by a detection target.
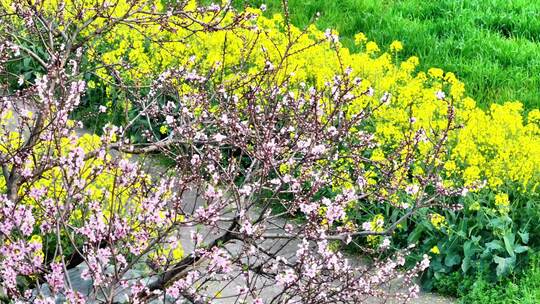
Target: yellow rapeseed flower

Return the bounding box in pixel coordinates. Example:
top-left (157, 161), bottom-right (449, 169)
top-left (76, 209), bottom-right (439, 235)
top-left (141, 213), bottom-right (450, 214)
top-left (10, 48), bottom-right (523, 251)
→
top-left (430, 213), bottom-right (446, 230)
top-left (354, 32), bottom-right (367, 45)
top-left (389, 40), bottom-right (403, 52)
top-left (428, 68), bottom-right (444, 79)
top-left (494, 193), bottom-right (510, 213)
top-left (365, 41), bottom-right (380, 54)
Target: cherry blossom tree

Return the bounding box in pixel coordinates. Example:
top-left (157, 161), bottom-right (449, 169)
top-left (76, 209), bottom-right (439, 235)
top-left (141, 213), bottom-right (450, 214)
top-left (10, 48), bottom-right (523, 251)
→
top-left (0, 1), bottom-right (462, 303)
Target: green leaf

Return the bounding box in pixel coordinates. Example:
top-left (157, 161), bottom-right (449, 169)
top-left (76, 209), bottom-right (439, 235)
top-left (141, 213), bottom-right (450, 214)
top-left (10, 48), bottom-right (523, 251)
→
top-left (493, 255), bottom-right (515, 277)
top-left (503, 232), bottom-right (515, 257)
top-left (514, 245), bottom-right (529, 254)
top-left (461, 256), bottom-right (471, 273)
top-left (485, 240), bottom-right (504, 252)
top-left (430, 258), bottom-right (444, 272)
top-left (23, 57), bottom-right (31, 69)
top-left (518, 231), bottom-right (529, 244)
top-left (463, 240), bottom-right (477, 258)
top-left (407, 226), bottom-right (423, 244)
top-left (489, 218), bottom-right (506, 229)
top-left (444, 252), bottom-right (461, 267)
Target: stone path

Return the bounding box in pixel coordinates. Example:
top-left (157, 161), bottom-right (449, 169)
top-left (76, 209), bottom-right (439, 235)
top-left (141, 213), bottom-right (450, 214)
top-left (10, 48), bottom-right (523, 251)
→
top-left (41, 194), bottom-right (456, 303)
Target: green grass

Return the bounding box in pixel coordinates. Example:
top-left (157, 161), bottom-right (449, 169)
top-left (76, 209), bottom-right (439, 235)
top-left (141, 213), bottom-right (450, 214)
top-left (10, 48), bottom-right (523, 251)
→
top-left (232, 0), bottom-right (540, 109)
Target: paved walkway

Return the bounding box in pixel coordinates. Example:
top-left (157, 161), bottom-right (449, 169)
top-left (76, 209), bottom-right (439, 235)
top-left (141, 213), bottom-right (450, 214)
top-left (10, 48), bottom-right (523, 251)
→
top-left (49, 193), bottom-right (456, 303)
